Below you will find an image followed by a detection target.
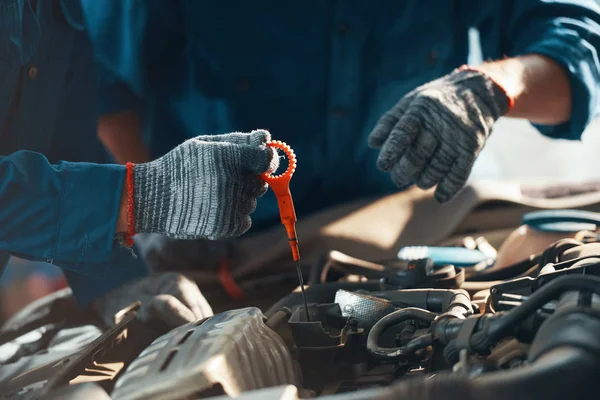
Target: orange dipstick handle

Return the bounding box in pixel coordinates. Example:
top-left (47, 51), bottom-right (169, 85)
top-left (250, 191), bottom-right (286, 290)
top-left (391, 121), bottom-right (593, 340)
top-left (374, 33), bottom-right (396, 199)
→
top-left (261, 141), bottom-right (300, 262)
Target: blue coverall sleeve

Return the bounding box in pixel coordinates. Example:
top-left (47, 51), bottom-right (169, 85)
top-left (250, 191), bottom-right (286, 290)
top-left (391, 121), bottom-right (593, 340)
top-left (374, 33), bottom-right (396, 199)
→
top-left (466, 0), bottom-right (600, 140)
top-left (62, 247), bottom-right (149, 307)
top-left (0, 151), bottom-right (125, 278)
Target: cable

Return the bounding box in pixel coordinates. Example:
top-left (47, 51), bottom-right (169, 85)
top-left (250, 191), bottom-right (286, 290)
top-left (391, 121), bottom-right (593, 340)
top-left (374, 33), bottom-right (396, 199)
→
top-left (386, 347), bottom-right (600, 400)
top-left (467, 239), bottom-right (582, 283)
top-left (366, 307), bottom-right (437, 358)
top-left (488, 274), bottom-right (600, 339)
top-left (442, 274), bottom-right (600, 363)
top-left (468, 256), bottom-right (537, 282)
top-left (537, 239), bottom-right (582, 272)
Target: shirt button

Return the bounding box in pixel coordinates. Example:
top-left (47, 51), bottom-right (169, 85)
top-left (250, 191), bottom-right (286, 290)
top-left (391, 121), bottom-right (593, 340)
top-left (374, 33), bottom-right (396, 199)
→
top-left (28, 66), bottom-right (38, 80)
top-left (338, 24), bottom-right (350, 36)
top-left (236, 78), bottom-right (251, 92)
top-left (333, 107), bottom-right (348, 117)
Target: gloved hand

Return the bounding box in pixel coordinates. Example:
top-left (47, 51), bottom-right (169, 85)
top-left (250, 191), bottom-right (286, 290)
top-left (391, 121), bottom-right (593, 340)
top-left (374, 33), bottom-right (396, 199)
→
top-left (92, 272), bottom-right (213, 328)
top-left (134, 129), bottom-right (278, 240)
top-left (368, 68), bottom-right (511, 203)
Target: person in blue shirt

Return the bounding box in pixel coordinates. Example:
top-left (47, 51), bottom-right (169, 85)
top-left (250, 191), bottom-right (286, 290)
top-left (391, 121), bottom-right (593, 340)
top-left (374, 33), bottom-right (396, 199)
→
top-left (82, 1), bottom-right (600, 272)
top-left (0, 135), bottom-right (276, 273)
top-left (0, 0), bottom-right (276, 325)
top-left (0, 140), bottom-right (274, 327)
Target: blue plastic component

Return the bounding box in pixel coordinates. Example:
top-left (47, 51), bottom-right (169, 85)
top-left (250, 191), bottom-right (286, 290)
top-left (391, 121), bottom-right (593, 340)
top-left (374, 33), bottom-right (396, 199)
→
top-left (397, 246), bottom-right (489, 267)
top-left (522, 210), bottom-right (600, 233)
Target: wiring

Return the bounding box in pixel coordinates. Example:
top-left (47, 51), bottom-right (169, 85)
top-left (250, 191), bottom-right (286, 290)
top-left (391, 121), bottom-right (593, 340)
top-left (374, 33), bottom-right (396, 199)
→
top-left (366, 307), bottom-right (437, 358)
top-left (488, 274), bottom-right (600, 339)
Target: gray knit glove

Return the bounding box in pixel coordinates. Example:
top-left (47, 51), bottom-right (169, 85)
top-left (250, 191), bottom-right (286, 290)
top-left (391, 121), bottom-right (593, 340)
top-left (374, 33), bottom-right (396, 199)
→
top-left (368, 69), bottom-right (510, 203)
top-left (92, 272), bottom-right (213, 328)
top-left (133, 130), bottom-right (278, 240)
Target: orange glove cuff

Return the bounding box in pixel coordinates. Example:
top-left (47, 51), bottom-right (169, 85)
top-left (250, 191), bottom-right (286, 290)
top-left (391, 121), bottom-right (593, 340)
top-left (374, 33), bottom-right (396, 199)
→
top-left (124, 162), bottom-right (136, 247)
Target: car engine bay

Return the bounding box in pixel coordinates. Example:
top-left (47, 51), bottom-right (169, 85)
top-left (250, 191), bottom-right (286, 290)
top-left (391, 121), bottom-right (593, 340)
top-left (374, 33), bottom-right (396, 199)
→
top-left (2, 205), bottom-right (600, 399)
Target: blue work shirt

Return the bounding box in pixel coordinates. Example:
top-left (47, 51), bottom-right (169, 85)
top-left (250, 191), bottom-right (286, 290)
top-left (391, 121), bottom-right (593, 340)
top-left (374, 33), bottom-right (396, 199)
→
top-left (83, 0), bottom-right (600, 233)
top-left (0, 151), bottom-right (124, 274)
top-left (0, 0), bottom-right (148, 306)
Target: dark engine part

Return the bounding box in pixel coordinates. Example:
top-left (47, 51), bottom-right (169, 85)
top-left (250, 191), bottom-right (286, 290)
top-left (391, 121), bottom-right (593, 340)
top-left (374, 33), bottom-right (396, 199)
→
top-left (111, 307), bottom-right (299, 400)
top-left (490, 252), bottom-right (600, 311)
top-left (0, 287), bottom-right (177, 400)
top-left (265, 281), bottom-right (382, 319)
top-left (434, 275), bottom-right (600, 362)
top-left (214, 274), bottom-right (600, 400)
top-left (3, 273), bottom-right (600, 400)
top-left (262, 268), bottom-right (600, 398)
top-left (376, 277), bottom-right (600, 400)
top-left (264, 288), bottom-right (475, 395)
top-left (311, 250), bottom-right (465, 290)
top-left (6, 233), bottom-right (600, 399)
top-left (266, 251), bottom-right (466, 320)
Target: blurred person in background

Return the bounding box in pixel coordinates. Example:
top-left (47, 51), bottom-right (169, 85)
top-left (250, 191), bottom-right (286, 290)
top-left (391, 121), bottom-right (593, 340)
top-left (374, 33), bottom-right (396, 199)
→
top-left (82, 1), bottom-right (600, 287)
top-left (0, 0), bottom-right (275, 326)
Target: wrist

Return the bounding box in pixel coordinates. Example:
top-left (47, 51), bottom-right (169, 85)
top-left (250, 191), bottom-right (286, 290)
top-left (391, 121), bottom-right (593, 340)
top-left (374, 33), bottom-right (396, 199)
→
top-left (458, 64), bottom-right (516, 113)
top-left (469, 59), bottom-right (525, 101)
top-left (115, 163), bottom-right (137, 244)
top-left (125, 162), bottom-right (137, 245)
top-left (130, 160), bottom-right (169, 236)
top-left (460, 55), bottom-right (572, 124)
top-left (98, 111), bottom-right (151, 164)
top-left (116, 179), bottom-right (128, 233)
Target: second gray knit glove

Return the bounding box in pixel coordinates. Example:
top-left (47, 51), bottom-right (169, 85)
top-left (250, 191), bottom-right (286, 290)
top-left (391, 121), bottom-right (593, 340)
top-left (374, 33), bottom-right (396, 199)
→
top-left (133, 130), bottom-right (278, 240)
top-left (368, 69), bottom-right (511, 203)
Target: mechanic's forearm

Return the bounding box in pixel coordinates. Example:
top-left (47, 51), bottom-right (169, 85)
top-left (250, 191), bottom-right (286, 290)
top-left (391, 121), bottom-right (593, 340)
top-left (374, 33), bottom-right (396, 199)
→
top-left (477, 54), bottom-right (572, 125)
top-left (98, 111), bottom-right (151, 164)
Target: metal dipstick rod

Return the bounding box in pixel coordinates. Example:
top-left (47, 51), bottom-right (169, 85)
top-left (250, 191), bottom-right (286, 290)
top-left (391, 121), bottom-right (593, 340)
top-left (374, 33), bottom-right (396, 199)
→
top-left (295, 260), bottom-right (310, 321)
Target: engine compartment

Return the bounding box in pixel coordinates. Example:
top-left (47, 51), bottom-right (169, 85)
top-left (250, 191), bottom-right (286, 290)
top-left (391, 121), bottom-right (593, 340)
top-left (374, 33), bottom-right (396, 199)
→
top-left (112, 245), bottom-right (600, 400)
top-left (3, 207), bottom-right (600, 399)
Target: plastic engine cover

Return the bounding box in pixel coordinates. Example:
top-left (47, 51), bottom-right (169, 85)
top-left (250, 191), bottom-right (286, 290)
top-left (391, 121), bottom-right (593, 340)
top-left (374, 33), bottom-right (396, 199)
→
top-left (111, 307), bottom-right (299, 400)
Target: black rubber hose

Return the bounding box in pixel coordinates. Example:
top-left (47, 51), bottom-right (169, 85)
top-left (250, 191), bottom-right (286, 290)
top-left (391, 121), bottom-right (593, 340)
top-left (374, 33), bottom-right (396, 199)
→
top-left (488, 275), bottom-right (600, 339)
top-left (379, 346), bottom-right (599, 400)
top-left (442, 327), bottom-right (499, 364)
top-left (398, 323), bottom-right (417, 346)
top-left (467, 256), bottom-right (537, 282)
top-left (440, 276), bottom-right (600, 362)
top-left (467, 239), bottom-right (583, 283)
top-left (372, 289), bottom-right (472, 314)
top-left (264, 281), bottom-right (381, 318)
top-left (537, 238), bottom-right (582, 271)
top-left (366, 307), bottom-right (437, 358)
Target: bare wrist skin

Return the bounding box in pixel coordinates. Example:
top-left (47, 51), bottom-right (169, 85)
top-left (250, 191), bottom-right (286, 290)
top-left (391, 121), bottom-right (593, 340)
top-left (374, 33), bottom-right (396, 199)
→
top-left (116, 179), bottom-right (128, 233)
top-left (477, 54), bottom-right (572, 125)
top-left (98, 111), bottom-right (151, 164)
